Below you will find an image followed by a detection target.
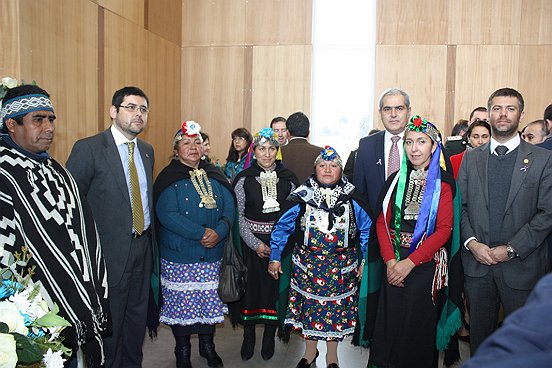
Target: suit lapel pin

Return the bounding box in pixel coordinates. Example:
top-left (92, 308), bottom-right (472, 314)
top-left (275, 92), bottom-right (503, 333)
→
top-left (520, 158), bottom-right (529, 172)
top-left (145, 153), bottom-right (150, 158)
top-left (376, 159), bottom-right (382, 165)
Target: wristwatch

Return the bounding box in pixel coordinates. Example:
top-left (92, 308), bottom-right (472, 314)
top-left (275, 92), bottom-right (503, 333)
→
top-left (506, 245), bottom-right (516, 260)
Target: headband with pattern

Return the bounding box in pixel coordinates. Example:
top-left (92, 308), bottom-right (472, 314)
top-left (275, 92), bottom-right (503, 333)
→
top-left (407, 115), bottom-right (441, 143)
top-left (1, 94), bottom-right (54, 126)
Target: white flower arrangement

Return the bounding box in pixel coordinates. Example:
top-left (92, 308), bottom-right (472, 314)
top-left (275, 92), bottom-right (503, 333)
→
top-left (0, 246), bottom-right (71, 368)
top-left (0, 76), bottom-right (18, 101)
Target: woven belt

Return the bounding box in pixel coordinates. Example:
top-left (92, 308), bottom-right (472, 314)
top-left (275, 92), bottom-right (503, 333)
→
top-left (246, 218), bottom-right (274, 235)
top-left (390, 229), bottom-right (413, 249)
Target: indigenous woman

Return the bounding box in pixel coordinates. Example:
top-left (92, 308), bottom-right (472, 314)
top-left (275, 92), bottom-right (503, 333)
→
top-left (233, 128), bottom-right (299, 361)
top-left (368, 116), bottom-right (462, 368)
top-left (154, 121), bottom-right (236, 368)
top-left (224, 127), bottom-right (252, 182)
top-left (269, 146), bottom-right (372, 368)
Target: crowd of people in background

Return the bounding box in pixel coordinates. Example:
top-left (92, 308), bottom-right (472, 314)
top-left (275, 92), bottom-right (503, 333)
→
top-left (2, 81), bottom-right (552, 368)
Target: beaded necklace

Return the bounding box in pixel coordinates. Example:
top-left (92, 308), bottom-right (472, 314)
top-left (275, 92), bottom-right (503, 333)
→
top-left (259, 168), bottom-right (279, 213)
top-left (403, 168), bottom-right (427, 220)
top-left (190, 168), bottom-right (217, 209)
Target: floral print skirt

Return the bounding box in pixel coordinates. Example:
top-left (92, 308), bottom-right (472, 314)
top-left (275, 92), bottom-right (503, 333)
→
top-left (160, 259), bottom-right (227, 326)
top-left (284, 237), bottom-right (359, 341)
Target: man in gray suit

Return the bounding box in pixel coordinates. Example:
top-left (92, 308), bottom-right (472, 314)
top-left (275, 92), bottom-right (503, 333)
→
top-left (67, 86), bottom-right (155, 368)
top-left (458, 87), bottom-right (552, 354)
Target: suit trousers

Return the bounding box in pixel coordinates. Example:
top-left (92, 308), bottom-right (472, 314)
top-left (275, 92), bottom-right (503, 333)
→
top-left (104, 231), bottom-right (153, 368)
top-left (464, 265), bottom-right (531, 355)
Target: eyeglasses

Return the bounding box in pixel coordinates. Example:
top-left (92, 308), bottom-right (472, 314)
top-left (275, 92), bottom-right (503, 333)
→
top-left (118, 104), bottom-right (149, 114)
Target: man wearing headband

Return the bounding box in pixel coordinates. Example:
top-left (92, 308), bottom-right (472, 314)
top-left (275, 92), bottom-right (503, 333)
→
top-left (67, 86), bottom-right (155, 368)
top-left (458, 87), bottom-right (552, 354)
top-left (0, 84), bottom-right (108, 366)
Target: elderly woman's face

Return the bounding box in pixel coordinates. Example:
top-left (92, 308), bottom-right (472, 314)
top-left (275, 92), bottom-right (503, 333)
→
top-left (405, 130), bottom-right (436, 169)
top-left (315, 160), bottom-right (342, 186)
top-left (254, 141), bottom-right (278, 170)
top-left (175, 136), bottom-right (203, 168)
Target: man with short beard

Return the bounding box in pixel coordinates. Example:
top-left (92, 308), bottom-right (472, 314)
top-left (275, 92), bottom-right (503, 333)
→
top-left (67, 86), bottom-right (156, 368)
top-left (458, 87), bottom-right (552, 354)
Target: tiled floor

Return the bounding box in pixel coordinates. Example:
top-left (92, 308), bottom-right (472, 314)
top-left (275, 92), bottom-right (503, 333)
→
top-left (142, 318), bottom-right (470, 367)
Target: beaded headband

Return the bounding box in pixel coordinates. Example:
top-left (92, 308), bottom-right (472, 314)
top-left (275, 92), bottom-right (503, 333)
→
top-left (314, 145), bottom-right (343, 168)
top-left (1, 94), bottom-right (54, 126)
top-left (253, 127), bottom-right (279, 147)
top-left (407, 115), bottom-right (440, 143)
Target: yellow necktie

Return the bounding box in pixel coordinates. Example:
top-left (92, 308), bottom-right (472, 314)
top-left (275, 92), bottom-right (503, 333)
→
top-left (126, 142), bottom-right (144, 235)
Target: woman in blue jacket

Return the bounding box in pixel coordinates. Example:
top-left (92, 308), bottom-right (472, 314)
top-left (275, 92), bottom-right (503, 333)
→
top-left (154, 120), bottom-right (236, 368)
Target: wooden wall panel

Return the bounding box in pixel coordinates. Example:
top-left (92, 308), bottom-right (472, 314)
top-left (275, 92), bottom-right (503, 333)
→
top-left (103, 10), bottom-right (148, 125)
top-left (518, 45), bottom-right (552, 124)
top-left (182, 0), bottom-right (246, 46)
top-left (520, 0), bottom-right (552, 45)
top-left (245, 0), bottom-right (312, 45)
top-left (374, 45), bottom-right (448, 132)
top-left (97, 0), bottom-right (144, 27)
top-left (181, 46), bottom-right (246, 164)
top-left (145, 32), bottom-right (182, 169)
top-left (251, 45), bottom-right (311, 133)
top-left (19, 0), bottom-right (98, 162)
top-left (0, 0), bottom-right (20, 80)
top-left (377, 0), bottom-right (448, 45)
top-left (147, 0), bottom-right (182, 46)
top-left (453, 45), bottom-right (519, 123)
top-left (448, 0), bottom-right (522, 45)
top-left (104, 10), bottom-right (181, 175)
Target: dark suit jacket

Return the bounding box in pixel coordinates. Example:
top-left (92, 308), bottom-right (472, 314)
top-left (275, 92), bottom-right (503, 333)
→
top-left (538, 136), bottom-right (552, 150)
top-left (66, 129), bottom-right (155, 285)
top-left (458, 140), bottom-right (552, 289)
top-left (353, 131), bottom-right (385, 211)
top-left (462, 272), bottom-right (552, 368)
top-left (281, 138), bottom-right (323, 183)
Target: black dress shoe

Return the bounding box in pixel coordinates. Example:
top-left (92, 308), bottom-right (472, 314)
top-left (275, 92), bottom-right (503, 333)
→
top-left (327, 364), bottom-right (339, 368)
top-left (295, 350), bottom-right (319, 368)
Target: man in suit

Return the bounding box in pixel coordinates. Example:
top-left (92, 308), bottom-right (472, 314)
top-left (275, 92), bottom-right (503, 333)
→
top-left (353, 87), bottom-right (411, 211)
top-left (67, 86), bottom-right (155, 368)
top-left (458, 87), bottom-right (552, 354)
top-left (280, 111), bottom-right (323, 183)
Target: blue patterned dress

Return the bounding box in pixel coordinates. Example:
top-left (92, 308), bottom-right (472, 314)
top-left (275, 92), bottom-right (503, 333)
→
top-left (270, 176), bottom-right (371, 341)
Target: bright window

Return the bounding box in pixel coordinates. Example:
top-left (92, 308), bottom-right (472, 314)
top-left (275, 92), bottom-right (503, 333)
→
top-left (310, 1), bottom-right (377, 162)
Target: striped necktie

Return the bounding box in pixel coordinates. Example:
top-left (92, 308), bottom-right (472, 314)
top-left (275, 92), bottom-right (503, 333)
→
top-left (126, 142), bottom-right (144, 235)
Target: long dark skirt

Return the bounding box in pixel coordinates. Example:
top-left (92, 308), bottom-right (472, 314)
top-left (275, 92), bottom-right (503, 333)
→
top-left (239, 233), bottom-right (279, 326)
top-left (368, 249), bottom-right (440, 368)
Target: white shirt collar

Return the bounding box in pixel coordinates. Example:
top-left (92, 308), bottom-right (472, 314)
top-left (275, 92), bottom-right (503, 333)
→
top-left (111, 125), bottom-right (137, 146)
top-left (384, 129), bottom-right (405, 142)
top-left (489, 134), bottom-right (520, 155)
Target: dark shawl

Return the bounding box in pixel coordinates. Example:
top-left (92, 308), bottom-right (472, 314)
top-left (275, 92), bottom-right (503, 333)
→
top-left (147, 159), bottom-right (236, 335)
